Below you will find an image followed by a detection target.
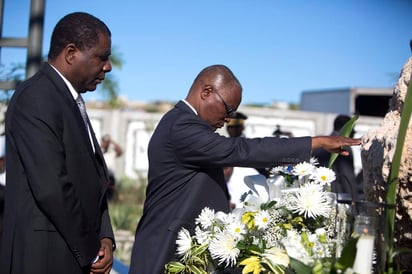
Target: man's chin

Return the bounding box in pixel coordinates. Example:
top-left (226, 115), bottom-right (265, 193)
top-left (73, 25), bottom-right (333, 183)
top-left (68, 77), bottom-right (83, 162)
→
top-left (86, 85), bottom-right (97, 92)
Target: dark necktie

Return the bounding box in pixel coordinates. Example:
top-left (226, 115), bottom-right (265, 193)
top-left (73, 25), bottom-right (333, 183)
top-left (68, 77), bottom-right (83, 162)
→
top-left (76, 95), bottom-right (89, 130)
top-left (75, 95), bottom-right (96, 152)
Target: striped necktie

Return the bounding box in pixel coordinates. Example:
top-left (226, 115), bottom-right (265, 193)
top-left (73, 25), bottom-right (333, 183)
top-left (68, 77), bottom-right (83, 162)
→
top-left (76, 95), bottom-right (89, 129)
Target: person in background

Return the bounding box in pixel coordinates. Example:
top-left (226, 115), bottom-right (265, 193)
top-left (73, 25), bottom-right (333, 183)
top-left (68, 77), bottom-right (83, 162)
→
top-left (224, 111), bottom-right (248, 140)
top-left (0, 12), bottom-right (115, 274)
top-left (128, 64), bottom-right (361, 274)
top-left (272, 124), bottom-right (293, 138)
top-left (223, 112), bottom-right (260, 209)
top-left (312, 114), bottom-right (360, 202)
top-left (100, 134), bottom-right (123, 200)
top-left (223, 111), bottom-right (249, 182)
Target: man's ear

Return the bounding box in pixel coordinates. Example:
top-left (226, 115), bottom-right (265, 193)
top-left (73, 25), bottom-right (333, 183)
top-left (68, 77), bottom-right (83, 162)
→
top-left (200, 85), bottom-right (213, 99)
top-left (64, 43), bottom-right (77, 64)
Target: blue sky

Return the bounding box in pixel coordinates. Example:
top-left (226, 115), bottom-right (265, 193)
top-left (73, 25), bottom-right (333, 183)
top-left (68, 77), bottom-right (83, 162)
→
top-left (2, 0), bottom-right (412, 105)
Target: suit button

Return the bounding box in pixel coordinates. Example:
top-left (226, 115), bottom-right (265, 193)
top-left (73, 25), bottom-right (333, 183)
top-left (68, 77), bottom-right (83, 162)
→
top-left (73, 248), bottom-right (81, 258)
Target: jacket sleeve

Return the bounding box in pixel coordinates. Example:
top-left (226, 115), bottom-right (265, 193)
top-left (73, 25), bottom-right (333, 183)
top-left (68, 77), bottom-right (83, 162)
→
top-left (99, 200), bottom-right (116, 250)
top-left (171, 113), bottom-right (312, 168)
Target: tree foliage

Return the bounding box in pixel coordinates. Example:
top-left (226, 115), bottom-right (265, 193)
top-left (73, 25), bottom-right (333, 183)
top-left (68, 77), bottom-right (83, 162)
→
top-left (100, 46), bottom-right (124, 108)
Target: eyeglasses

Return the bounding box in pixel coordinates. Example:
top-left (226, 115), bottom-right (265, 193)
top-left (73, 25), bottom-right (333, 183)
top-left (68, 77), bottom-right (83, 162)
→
top-left (213, 89), bottom-right (236, 118)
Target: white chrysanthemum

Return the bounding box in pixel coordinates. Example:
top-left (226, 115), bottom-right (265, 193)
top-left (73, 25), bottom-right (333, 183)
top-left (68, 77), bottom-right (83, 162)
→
top-left (311, 167), bottom-right (336, 186)
top-left (262, 246), bottom-right (290, 268)
top-left (194, 225), bottom-right (212, 245)
top-left (195, 207), bottom-right (215, 229)
top-left (289, 183), bottom-right (331, 219)
top-left (255, 210), bottom-right (271, 230)
top-left (209, 231), bottom-right (240, 267)
top-left (292, 162), bottom-right (315, 178)
top-left (226, 221), bottom-right (246, 240)
top-left (176, 228), bottom-right (193, 260)
top-left (215, 211), bottom-right (238, 226)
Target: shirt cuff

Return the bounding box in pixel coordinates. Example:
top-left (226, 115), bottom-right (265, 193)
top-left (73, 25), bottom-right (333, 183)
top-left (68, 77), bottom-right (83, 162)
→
top-left (91, 255), bottom-right (99, 264)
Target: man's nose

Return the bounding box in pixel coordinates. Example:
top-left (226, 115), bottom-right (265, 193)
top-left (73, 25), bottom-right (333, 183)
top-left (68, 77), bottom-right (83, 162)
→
top-left (103, 60), bottom-right (112, 72)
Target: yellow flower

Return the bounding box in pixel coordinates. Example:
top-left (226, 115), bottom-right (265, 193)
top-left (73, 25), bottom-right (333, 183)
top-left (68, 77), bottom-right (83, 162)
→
top-left (239, 256), bottom-right (263, 274)
top-left (242, 212), bottom-right (256, 229)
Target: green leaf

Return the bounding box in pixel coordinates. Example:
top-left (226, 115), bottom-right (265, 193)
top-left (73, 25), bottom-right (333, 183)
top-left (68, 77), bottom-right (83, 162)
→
top-left (261, 200), bottom-right (278, 210)
top-left (312, 261), bottom-right (324, 274)
top-left (328, 115), bottom-right (359, 168)
top-left (385, 72), bottom-right (412, 273)
top-left (334, 236), bottom-right (358, 270)
top-left (188, 264), bottom-right (208, 274)
top-left (191, 244), bottom-right (208, 257)
top-left (164, 261), bottom-right (185, 274)
top-left (289, 257), bottom-right (312, 274)
top-left (190, 256), bottom-right (207, 269)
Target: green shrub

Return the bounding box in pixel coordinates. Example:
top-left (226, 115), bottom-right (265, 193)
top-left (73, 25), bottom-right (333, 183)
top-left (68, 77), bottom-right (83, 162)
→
top-left (109, 176), bottom-right (147, 232)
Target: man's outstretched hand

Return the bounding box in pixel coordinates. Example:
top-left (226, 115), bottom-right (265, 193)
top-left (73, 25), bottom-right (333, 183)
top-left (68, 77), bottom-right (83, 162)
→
top-left (312, 135), bottom-right (361, 155)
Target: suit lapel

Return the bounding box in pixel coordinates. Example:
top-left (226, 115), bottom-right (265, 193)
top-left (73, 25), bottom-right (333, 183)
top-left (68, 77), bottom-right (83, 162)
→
top-left (43, 63), bottom-right (109, 193)
top-left (42, 64), bottom-right (93, 155)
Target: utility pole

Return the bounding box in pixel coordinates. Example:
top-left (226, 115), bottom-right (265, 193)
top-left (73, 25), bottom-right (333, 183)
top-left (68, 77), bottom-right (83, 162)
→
top-left (26, 0), bottom-right (45, 78)
top-left (0, 0), bottom-right (45, 90)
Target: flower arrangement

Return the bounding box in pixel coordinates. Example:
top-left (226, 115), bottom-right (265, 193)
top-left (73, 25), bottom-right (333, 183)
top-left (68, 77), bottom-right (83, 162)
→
top-left (165, 158), bottom-right (350, 274)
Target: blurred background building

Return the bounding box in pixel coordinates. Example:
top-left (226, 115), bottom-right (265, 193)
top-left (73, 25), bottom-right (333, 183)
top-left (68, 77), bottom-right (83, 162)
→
top-left (85, 100), bottom-right (383, 181)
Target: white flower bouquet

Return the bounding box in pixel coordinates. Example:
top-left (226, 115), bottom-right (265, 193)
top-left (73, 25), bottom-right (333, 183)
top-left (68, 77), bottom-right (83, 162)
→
top-left (165, 159), bottom-right (349, 274)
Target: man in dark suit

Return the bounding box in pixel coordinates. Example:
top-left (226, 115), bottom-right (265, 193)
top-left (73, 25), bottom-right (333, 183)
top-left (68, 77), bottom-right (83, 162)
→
top-left (0, 12), bottom-right (115, 274)
top-left (128, 64), bottom-right (360, 273)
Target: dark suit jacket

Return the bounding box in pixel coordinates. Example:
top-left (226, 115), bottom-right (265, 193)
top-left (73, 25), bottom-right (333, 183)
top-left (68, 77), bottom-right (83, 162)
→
top-left (129, 101), bottom-right (311, 274)
top-left (0, 63), bottom-right (115, 274)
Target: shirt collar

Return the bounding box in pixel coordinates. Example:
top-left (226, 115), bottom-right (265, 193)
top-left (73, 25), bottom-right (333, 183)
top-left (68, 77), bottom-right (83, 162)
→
top-left (182, 99), bottom-right (198, 115)
top-left (50, 64), bottom-right (79, 100)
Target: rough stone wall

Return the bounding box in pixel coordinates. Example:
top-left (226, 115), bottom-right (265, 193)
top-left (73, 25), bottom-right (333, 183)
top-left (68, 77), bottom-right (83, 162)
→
top-left (361, 56), bottom-right (412, 271)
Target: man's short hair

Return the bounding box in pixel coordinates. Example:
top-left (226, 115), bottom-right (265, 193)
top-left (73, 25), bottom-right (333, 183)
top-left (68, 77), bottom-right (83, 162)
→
top-left (48, 12), bottom-right (111, 60)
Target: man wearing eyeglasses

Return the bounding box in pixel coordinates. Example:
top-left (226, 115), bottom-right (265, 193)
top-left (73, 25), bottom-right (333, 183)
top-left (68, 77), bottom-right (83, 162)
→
top-left (129, 64), bottom-right (360, 274)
